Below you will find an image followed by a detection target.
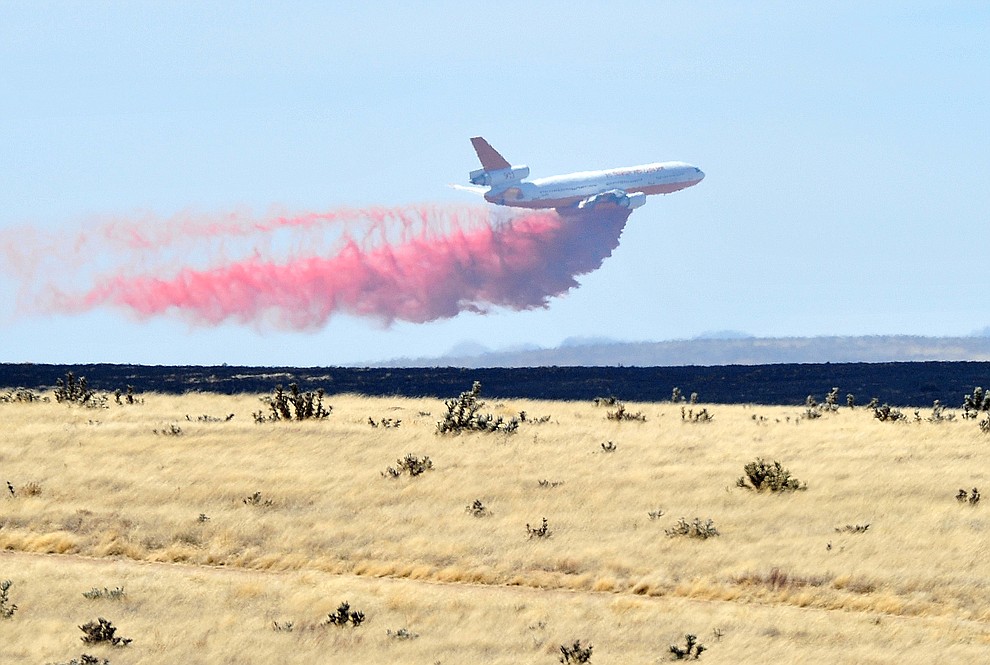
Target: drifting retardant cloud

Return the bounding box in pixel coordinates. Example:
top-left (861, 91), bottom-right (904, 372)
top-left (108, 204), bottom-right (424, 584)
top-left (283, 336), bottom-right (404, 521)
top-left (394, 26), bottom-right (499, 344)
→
top-left (1, 204), bottom-right (631, 329)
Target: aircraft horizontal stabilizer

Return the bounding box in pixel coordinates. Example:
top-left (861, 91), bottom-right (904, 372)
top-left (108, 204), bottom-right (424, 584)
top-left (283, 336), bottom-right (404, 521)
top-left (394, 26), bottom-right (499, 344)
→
top-left (449, 183), bottom-right (488, 196)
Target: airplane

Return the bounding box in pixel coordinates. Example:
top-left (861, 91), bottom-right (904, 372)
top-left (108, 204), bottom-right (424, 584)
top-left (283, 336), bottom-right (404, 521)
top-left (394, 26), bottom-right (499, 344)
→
top-left (460, 136), bottom-right (704, 212)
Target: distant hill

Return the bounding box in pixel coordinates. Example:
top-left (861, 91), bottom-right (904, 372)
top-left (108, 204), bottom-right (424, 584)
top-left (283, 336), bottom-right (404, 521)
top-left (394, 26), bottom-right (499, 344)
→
top-left (375, 335), bottom-right (990, 368)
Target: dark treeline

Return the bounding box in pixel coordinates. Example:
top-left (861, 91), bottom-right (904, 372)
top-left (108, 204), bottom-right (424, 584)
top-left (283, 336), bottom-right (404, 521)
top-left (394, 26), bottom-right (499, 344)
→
top-left (2, 362), bottom-right (990, 407)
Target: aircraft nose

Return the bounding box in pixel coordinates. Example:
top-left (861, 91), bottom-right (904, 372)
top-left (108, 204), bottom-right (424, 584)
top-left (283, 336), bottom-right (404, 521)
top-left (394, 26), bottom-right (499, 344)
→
top-left (695, 168), bottom-right (705, 182)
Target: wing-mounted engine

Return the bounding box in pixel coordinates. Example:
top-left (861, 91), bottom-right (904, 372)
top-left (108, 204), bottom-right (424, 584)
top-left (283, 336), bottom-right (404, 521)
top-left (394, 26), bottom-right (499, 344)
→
top-left (577, 189), bottom-right (647, 210)
top-left (469, 165), bottom-right (530, 188)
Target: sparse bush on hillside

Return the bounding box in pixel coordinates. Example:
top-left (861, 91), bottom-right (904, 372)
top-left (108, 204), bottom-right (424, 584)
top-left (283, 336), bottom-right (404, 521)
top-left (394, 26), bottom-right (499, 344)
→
top-left (593, 396), bottom-right (617, 407)
top-left (681, 407), bottom-right (713, 423)
top-left (113, 386), bottom-right (141, 405)
top-left (0, 388), bottom-right (47, 403)
top-left (606, 403), bottom-right (646, 422)
top-left (600, 441), bottom-right (617, 453)
top-left (323, 601), bottom-right (365, 627)
top-left (47, 656), bottom-right (110, 665)
top-left (466, 499), bottom-right (491, 517)
top-left (963, 386), bottom-right (990, 419)
top-left (79, 617), bottom-right (131, 646)
top-left (872, 403), bottom-right (906, 422)
top-left (665, 517), bottom-right (719, 540)
top-left (387, 627), bottom-right (419, 640)
top-left (559, 639), bottom-right (593, 663)
top-left (54, 372), bottom-right (96, 404)
top-left (187, 413), bottom-right (234, 423)
top-left (82, 586), bottom-right (125, 601)
top-left (382, 453), bottom-right (433, 479)
top-left (368, 417), bottom-right (401, 428)
top-left (834, 524), bottom-right (870, 534)
top-left (242, 491), bottom-right (274, 507)
top-left (928, 400), bottom-right (954, 422)
top-left (54, 372), bottom-right (109, 408)
top-left (0, 579), bottom-right (17, 619)
top-left (526, 517), bottom-right (551, 539)
top-left (802, 395), bottom-right (822, 419)
top-left (436, 382), bottom-right (519, 434)
top-left (737, 458), bottom-right (806, 492)
top-left (669, 633), bottom-right (706, 660)
top-left (254, 383), bottom-right (331, 423)
top-left (956, 488), bottom-right (980, 505)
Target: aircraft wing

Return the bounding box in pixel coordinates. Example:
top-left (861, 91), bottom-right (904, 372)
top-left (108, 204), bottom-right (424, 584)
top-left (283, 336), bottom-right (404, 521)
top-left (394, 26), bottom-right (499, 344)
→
top-left (572, 189), bottom-right (647, 211)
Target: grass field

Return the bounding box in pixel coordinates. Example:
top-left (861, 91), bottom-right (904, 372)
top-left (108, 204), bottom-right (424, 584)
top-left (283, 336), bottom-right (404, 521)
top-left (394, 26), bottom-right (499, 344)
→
top-left (1, 384), bottom-right (988, 663)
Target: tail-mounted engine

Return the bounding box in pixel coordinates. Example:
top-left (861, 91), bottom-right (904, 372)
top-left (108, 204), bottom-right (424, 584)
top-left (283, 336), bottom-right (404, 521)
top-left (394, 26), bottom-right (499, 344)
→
top-left (469, 165), bottom-right (530, 187)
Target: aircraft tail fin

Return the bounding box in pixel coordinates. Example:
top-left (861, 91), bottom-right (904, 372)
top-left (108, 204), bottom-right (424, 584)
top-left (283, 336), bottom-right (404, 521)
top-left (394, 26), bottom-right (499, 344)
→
top-left (470, 137), bottom-right (511, 171)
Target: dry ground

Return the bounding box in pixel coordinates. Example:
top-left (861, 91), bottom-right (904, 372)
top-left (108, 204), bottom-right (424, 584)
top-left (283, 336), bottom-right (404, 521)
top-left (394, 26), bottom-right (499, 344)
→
top-left (0, 386), bottom-right (988, 663)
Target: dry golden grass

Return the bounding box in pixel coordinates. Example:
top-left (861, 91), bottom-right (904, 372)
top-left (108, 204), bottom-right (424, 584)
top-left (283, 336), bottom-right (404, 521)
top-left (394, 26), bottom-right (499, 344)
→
top-left (1, 388), bottom-right (989, 663)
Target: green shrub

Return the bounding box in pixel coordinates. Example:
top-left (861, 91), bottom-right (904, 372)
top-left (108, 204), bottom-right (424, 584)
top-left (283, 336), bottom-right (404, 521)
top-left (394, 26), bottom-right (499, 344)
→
top-left (79, 617), bottom-right (131, 646)
top-left (242, 491), bottom-right (274, 507)
top-left (737, 459), bottom-right (806, 492)
top-left (466, 499), bottom-right (490, 517)
top-left (254, 383), bottom-right (331, 423)
top-left (956, 488), bottom-right (980, 505)
top-left (323, 601), bottom-right (365, 627)
top-left (0, 388), bottom-right (47, 403)
top-left (387, 627), bottom-right (419, 640)
top-left (606, 404), bottom-right (646, 422)
top-left (963, 386), bottom-right (990, 419)
top-left (669, 633), bottom-right (706, 659)
top-left (436, 382), bottom-right (519, 434)
top-left (0, 579), bottom-right (16, 619)
top-left (382, 453), bottom-right (433, 479)
top-left (82, 586), bottom-right (125, 601)
top-left (47, 656), bottom-right (110, 665)
top-left (872, 404), bottom-right (906, 422)
top-left (665, 517), bottom-right (719, 539)
top-left (559, 639), bottom-right (593, 663)
top-left (526, 517), bottom-right (551, 539)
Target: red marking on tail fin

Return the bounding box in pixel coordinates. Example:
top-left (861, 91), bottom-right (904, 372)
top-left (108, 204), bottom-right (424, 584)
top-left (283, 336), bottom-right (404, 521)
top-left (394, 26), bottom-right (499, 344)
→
top-left (470, 137), bottom-right (511, 171)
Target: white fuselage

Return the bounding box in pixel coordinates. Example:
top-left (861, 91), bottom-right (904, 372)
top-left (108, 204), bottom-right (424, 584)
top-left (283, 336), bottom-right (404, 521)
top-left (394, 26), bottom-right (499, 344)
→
top-left (485, 161), bottom-right (704, 209)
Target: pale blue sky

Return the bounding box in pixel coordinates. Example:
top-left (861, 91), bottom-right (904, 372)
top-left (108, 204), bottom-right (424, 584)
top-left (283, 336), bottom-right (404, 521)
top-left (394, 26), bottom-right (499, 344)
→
top-left (2, 2), bottom-right (988, 365)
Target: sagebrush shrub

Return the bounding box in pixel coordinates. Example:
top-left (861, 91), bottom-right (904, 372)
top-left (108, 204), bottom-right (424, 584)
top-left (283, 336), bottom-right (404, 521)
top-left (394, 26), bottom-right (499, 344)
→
top-left (665, 517), bottom-right (719, 539)
top-left (956, 488), bottom-right (980, 505)
top-left (737, 459), bottom-right (806, 492)
top-left (669, 633), bottom-right (706, 659)
top-left (79, 617), bottom-right (131, 646)
top-left (559, 639), bottom-right (593, 663)
top-left (526, 517), bottom-right (551, 539)
top-left (323, 601), bottom-right (365, 627)
top-left (254, 383), bottom-right (331, 422)
top-left (0, 579), bottom-right (16, 619)
top-left (606, 404), bottom-right (646, 422)
top-left (872, 403), bottom-right (906, 422)
top-left (82, 586), bottom-right (125, 601)
top-left (436, 382), bottom-right (519, 434)
top-left (382, 453), bottom-right (433, 479)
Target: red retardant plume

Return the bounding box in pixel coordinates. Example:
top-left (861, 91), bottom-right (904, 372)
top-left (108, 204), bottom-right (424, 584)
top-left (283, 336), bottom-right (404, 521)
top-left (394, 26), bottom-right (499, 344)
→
top-left (6, 204), bottom-right (631, 329)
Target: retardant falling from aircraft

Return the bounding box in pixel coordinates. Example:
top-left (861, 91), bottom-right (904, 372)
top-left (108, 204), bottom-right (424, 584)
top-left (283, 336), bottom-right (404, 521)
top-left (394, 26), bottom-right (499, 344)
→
top-left (5, 204), bottom-right (631, 329)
